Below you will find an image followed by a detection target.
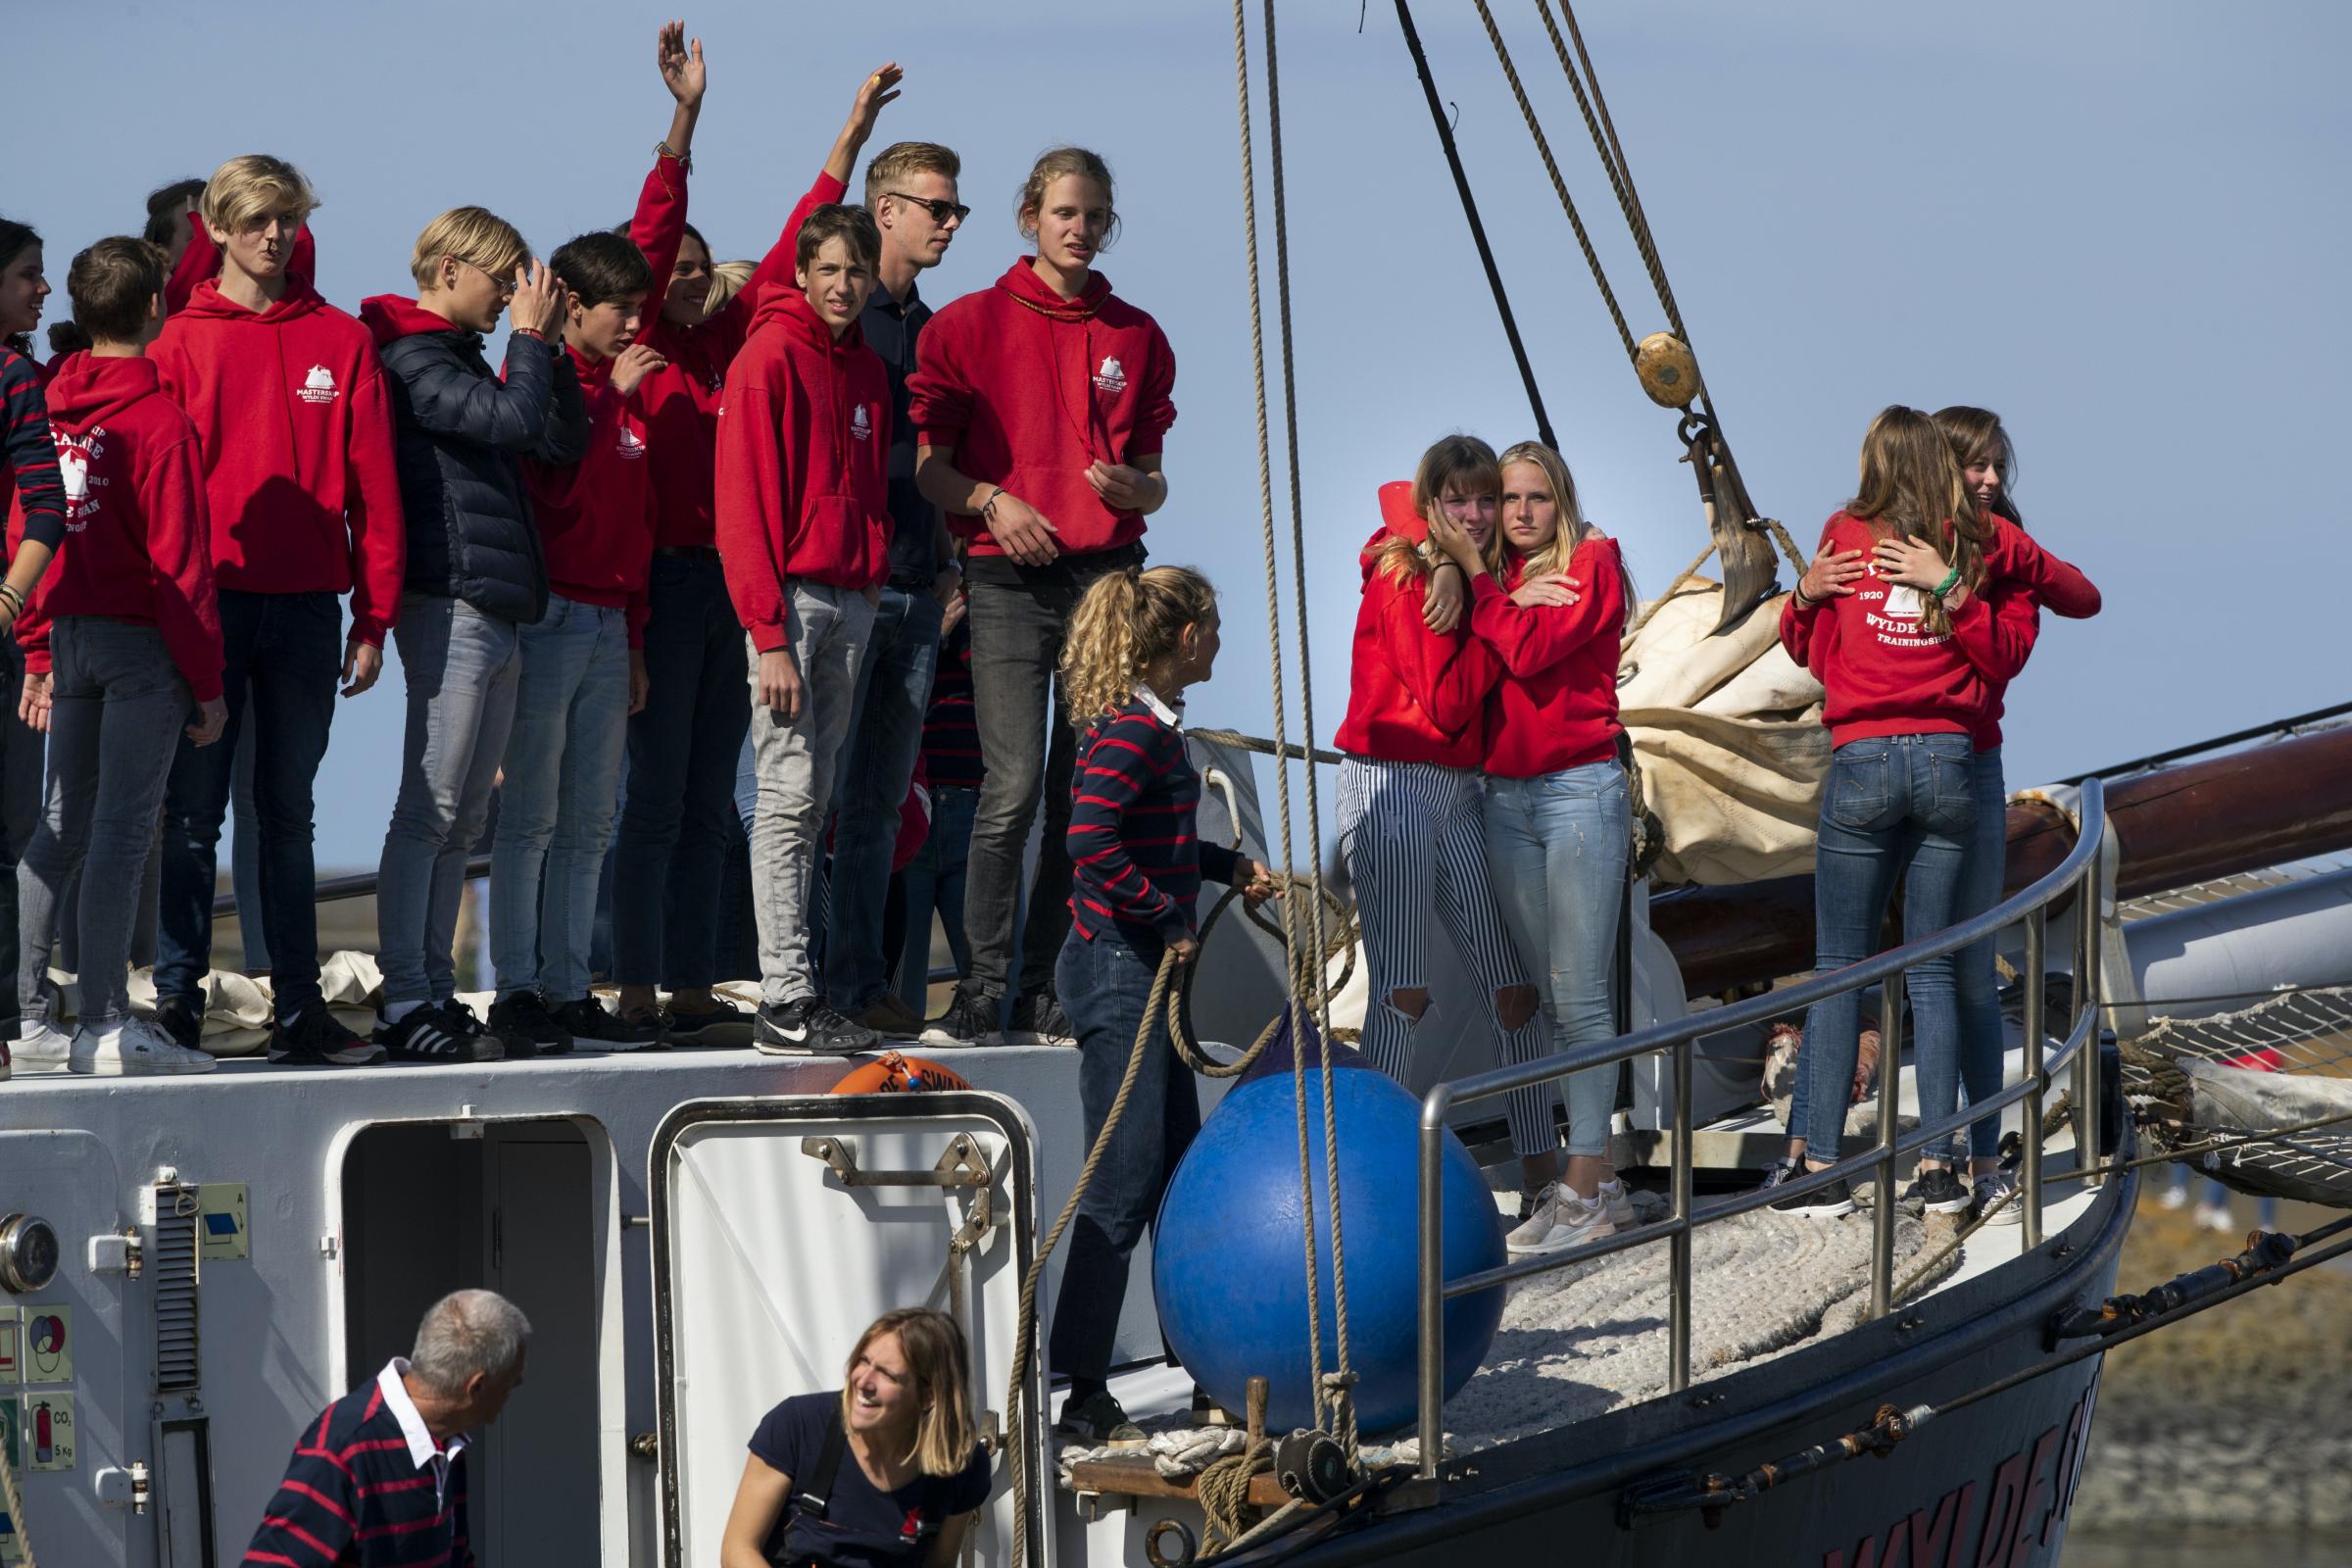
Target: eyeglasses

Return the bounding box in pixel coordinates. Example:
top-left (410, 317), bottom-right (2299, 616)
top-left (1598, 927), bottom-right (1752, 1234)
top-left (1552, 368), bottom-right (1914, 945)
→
top-left (883, 192), bottom-right (971, 225)
top-left (452, 256), bottom-right (518, 301)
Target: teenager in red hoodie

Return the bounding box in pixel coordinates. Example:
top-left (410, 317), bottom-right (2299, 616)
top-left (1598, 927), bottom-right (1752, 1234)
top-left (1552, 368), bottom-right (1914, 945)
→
top-left (144, 154), bottom-right (404, 1067)
top-left (713, 205), bottom-right (892, 1054)
top-left (1429, 439), bottom-right (1636, 1257)
top-left (1335, 437), bottom-right (1567, 1204)
top-left (1769, 405), bottom-right (2099, 1220)
top-left (1929, 404), bottom-right (2100, 1225)
top-left (614, 58), bottom-right (907, 1047)
top-left (906, 146), bottom-right (1177, 1046)
top-left (13, 238), bottom-right (225, 1079)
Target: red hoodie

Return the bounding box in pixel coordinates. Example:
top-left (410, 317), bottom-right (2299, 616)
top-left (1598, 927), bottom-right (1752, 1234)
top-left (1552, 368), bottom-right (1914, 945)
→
top-left (525, 347), bottom-right (658, 644)
top-left (1780, 512), bottom-right (2100, 747)
top-left (1333, 483), bottom-right (1498, 768)
top-left (637, 166), bottom-right (847, 550)
top-left (713, 288), bottom-right (891, 648)
top-left (906, 259), bottom-right (1176, 560)
top-left (27, 355), bottom-right (222, 701)
top-left (1468, 535), bottom-right (1627, 779)
top-left (149, 276), bottom-right (406, 645)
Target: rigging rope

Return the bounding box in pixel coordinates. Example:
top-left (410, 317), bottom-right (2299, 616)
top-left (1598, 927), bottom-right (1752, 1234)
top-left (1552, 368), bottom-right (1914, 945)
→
top-left (0, 1427), bottom-right (34, 1568)
top-left (1471, 0), bottom-right (1638, 365)
top-left (1261, 0), bottom-right (1363, 1457)
top-left (1228, 0), bottom-right (1335, 1452)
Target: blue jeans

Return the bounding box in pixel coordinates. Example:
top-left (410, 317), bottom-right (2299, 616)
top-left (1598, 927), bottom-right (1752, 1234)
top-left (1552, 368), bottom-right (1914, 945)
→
top-left (0, 637), bottom-right (44, 1028)
top-left (1788, 735), bottom-right (1978, 1161)
top-left (825, 586), bottom-right (942, 1009)
top-left (18, 618), bottom-right (189, 1028)
top-left (155, 589), bottom-right (340, 1018)
top-left (897, 785), bottom-right (976, 1016)
top-left (491, 594), bottom-right (630, 1001)
top-left (1953, 747), bottom-right (2007, 1160)
top-left (1483, 762), bottom-right (1631, 1158)
top-left (613, 553), bottom-right (750, 990)
top-left (1047, 925), bottom-right (1200, 1383)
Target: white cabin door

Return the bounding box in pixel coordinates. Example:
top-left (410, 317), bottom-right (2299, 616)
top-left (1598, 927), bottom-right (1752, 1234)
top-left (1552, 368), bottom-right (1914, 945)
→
top-left (649, 1091), bottom-right (1052, 1568)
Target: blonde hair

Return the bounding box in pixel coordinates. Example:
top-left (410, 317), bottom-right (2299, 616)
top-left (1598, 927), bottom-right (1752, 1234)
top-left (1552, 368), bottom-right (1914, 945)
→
top-left (1372, 434), bottom-right (1502, 586)
top-left (202, 154), bottom-right (318, 236)
top-left (865, 141), bottom-right (962, 209)
top-left (1061, 565), bottom-right (1217, 725)
top-left (1848, 405), bottom-right (1984, 637)
top-left (841, 1309), bottom-right (978, 1478)
top-left (1497, 441), bottom-right (1634, 632)
top-left (409, 206), bottom-right (528, 291)
top-left (702, 259), bottom-right (757, 319)
top-left (1017, 146), bottom-right (1117, 249)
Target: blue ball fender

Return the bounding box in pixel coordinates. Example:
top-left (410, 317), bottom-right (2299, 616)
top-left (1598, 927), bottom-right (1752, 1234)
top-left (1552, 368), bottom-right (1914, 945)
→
top-left (1151, 1066), bottom-right (1505, 1436)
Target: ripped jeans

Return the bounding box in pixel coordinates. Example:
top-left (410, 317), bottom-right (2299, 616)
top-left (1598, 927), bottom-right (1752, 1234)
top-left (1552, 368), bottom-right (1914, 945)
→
top-left (1338, 757), bottom-right (1557, 1158)
top-left (1483, 761), bottom-right (1631, 1159)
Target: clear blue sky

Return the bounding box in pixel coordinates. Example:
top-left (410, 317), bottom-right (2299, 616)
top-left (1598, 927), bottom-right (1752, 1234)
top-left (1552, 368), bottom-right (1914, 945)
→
top-left (14, 2), bottom-right (2346, 871)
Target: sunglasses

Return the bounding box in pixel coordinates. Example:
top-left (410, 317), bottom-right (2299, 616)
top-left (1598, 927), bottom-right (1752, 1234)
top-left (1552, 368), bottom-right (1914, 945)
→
top-left (883, 192), bottom-right (971, 225)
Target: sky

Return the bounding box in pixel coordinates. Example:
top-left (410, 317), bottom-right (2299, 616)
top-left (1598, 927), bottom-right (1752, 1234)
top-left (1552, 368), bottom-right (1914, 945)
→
top-left (12, 1), bottom-right (2347, 872)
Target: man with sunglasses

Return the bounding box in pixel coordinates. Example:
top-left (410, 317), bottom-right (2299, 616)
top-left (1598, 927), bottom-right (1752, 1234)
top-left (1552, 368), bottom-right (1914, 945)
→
top-left (814, 138), bottom-right (967, 1038)
top-left (359, 207), bottom-right (587, 1062)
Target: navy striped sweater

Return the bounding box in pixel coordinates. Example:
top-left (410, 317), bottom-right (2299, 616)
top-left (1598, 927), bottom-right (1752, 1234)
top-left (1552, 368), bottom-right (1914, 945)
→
top-left (1066, 689), bottom-right (1241, 946)
top-left (244, 1366), bottom-right (472, 1567)
top-left (1, 344), bottom-right (67, 551)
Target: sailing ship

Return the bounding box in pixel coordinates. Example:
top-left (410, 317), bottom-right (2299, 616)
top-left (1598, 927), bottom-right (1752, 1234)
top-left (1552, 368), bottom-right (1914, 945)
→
top-left (4, 7), bottom-right (2349, 1568)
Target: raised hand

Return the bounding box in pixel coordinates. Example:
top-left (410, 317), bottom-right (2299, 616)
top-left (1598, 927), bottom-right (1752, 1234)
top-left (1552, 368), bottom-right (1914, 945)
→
top-left (657, 21), bottom-right (707, 108)
top-left (1424, 507), bottom-right (1486, 576)
top-left (847, 64), bottom-right (905, 147)
top-left (511, 260), bottom-right (566, 337)
top-left (1798, 542), bottom-right (1867, 603)
top-left (609, 342), bottom-right (669, 399)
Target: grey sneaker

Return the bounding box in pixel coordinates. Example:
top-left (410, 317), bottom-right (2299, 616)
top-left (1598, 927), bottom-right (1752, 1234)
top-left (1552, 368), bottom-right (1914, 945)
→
top-left (1005, 989), bottom-right (1075, 1046)
top-left (1057, 1391), bottom-right (1145, 1446)
top-left (1505, 1181), bottom-right (1617, 1255)
top-left (1595, 1178), bottom-right (1640, 1230)
top-left (1973, 1169), bottom-right (2024, 1226)
top-left (921, 985), bottom-right (1003, 1047)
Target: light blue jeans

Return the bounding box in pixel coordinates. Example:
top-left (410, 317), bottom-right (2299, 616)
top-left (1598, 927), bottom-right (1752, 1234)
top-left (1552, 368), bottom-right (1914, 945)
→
top-left (1953, 747), bottom-right (2007, 1161)
top-left (378, 594), bottom-right (522, 1007)
top-left (1788, 734), bottom-right (1977, 1161)
top-left (1483, 761), bottom-right (1631, 1158)
top-left (491, 594), bottom-right (630, 1002)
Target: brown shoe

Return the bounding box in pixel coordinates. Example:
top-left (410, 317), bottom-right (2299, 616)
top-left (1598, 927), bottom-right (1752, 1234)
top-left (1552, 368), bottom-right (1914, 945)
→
top-left (855, 994), bottom-right (926, 1041)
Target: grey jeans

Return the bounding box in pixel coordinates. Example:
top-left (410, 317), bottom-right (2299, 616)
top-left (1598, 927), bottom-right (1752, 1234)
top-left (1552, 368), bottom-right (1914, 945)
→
top-left (376, 594), bottom-right (522, 1006)
top-left (747, 583), bottom-right (875, 1005)
top-left (18, 617), bottom-right (190, 1028)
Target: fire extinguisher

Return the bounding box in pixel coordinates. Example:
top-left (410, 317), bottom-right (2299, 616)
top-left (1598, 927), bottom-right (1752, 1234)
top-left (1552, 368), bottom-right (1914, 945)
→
top-left (32, 1402), bottom-right (51, 1466)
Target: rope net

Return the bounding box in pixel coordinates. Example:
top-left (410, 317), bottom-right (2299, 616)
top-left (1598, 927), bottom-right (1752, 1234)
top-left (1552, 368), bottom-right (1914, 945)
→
top-left (2123, 985), bottom-right (2352, 1207)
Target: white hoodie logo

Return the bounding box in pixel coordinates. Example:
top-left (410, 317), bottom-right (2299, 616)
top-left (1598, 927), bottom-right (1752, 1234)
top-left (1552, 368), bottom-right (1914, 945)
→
top-left (1093, 356), bottom-right (1127, 394)
top-left (851, 404), bottom-right (872, 441)
top-left (616, 423), bottom-right (647, 460)
top-left (298, 364), bottom-right (338, 406)
top-left (52, 426), bottom-right (104, 531)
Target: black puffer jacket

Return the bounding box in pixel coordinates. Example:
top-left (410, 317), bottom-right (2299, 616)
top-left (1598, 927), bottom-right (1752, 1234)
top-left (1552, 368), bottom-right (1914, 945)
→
top-left (363, 298), bottom-right (589, 624)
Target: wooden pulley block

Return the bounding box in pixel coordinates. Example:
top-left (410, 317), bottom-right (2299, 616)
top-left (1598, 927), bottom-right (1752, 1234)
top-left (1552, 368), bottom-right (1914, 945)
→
top-left (1636, 332), bottom-right (1702, 409)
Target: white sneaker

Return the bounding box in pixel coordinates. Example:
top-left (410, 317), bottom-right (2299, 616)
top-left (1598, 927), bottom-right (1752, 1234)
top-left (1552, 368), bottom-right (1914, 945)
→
top-left (71, 1018), bottom-right (219, 1076)
top-left (1596, 1178), bottom-right (1639, 1230)
top-left (14, 1019), bottom-right (73, 1072)
top-left (1505, 1182), bottom-right (1618, 1256)
top-left (2157, 1184), bottom-right (2188, 1211)
top-left (1973, 1170), bottom-right (2024, 1227)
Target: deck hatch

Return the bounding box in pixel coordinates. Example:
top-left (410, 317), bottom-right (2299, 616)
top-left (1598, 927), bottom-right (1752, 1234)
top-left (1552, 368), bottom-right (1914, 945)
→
top-left (151, 1180), bottom-right (200, 1394)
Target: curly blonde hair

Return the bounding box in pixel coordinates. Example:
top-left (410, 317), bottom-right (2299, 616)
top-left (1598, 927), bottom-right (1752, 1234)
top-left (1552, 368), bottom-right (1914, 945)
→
top-left (1061, 565), bottom-right (1217, 726)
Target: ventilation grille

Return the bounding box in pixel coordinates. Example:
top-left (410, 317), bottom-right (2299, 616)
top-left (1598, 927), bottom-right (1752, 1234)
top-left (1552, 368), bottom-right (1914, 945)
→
top-left (152, 1181), bottom-right (200, 1394)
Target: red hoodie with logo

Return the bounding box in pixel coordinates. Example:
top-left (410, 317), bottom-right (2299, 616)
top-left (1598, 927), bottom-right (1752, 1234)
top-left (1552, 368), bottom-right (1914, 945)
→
top-left (149, 277), bottom-right (406, 646)
top-left (1780, 512), bottom-right (2100, 747)
top-left (1467, 534), bottom-right (1627, 778)
top-left (1334, 482), bottom-right (1498, 768)
top-left (713, 289), bottom-right (891, 649)
top-left (25, 354), bottom-right (223, 701)
top-left (637, 164), bottom-right (848, 550)
top-left (524, 347), bottom-right (657, 644)
top-left (906, 259), bottom-right (1176, 560)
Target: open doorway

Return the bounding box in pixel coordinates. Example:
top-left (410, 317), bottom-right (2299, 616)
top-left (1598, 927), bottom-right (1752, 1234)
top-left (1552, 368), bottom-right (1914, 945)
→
top-left (341, 1118), bottom-right (604, 1566)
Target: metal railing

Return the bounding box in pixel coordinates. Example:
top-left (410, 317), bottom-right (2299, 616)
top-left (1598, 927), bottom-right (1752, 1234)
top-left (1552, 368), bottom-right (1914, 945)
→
top-left (1414, 778), bottom-right (2118, 1477)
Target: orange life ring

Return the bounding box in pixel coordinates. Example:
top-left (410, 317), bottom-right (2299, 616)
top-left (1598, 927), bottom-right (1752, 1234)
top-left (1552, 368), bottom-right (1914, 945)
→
top-left (829, 1051), bottom-right (973, 1095)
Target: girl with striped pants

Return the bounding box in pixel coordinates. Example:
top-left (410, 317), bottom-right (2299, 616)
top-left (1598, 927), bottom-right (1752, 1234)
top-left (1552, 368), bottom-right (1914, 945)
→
top-left (1334, 435), bottom-right (1564, 1226)
top-left (1426, 440), bottom-right (1635, 1254)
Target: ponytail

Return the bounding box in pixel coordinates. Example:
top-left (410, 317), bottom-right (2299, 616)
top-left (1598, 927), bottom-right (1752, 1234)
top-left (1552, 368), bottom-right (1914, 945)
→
top-left (1061, 564), bottom-right (1218, 726)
